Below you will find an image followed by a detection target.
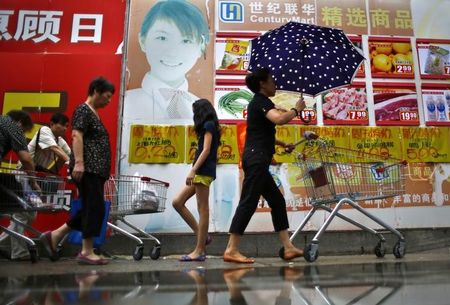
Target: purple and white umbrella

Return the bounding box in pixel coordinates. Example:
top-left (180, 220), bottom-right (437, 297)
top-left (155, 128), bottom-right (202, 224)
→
top-left (248, 22), bottom-right (365, 97)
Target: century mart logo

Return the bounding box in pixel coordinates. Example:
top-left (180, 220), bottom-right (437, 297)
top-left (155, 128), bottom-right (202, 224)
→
top-left (219, 1), bottom-right (244, 23)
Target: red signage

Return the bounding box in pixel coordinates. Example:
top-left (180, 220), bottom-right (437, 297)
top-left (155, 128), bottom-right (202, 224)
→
top-left (1, 0), bottom-right (125, 171)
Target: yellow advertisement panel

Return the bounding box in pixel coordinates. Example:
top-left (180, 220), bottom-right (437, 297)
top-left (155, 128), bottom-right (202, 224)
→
top-left (274, 125), bottom-right (297, 163)
top-left (185, 126), bottom-right (198, 164)
top-left (400, 127), bottom-right (450, 162)
top-left (350, 126), bottom-right (403, 159)
top-left (186, 125), bottom-right (239, 164)
top-left (294, 126), bottom-right (350, 155)
top-left (218, 125), bottom-right (239, 164)
top-left (286, 162), bottom-right (306, 191)
top-left (3, 92), bottom-right (67, 137)
top-left (287, 126), bottom-right (350, 190)
top-left (128, 125), bottom-right (185, 163)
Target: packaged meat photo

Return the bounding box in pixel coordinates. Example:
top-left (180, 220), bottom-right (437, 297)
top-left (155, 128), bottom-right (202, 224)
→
top-left (373, 85), bottom-right (419, 126)
top-left (321, 85), bottom-right (368, 125)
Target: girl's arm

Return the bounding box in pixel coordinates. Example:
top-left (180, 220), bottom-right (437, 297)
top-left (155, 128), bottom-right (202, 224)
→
top-left (186, 131), bottom-right (213, 185)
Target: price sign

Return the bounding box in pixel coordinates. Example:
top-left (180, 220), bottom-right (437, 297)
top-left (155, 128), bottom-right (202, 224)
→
top-left (401, 127), bottom-right (450, 162)
top-left (300, 109), bottom-right (316, 121)
top-left (129, 125), bottom-right (185, 163)
top-left (358, 147), bottom-right (391, 158)
top-left (406, 147), bottom-right (439, 161)
top-left (350, 126), bottom-right (403, 159)
top-left (218, 125), bottom-right (239, 164)
top-left (396, 64), bottom-right (413, 73)
top-left (399, 110), bottom-right (419, 122)
top-left (349, 110), bottom-right (368, 120)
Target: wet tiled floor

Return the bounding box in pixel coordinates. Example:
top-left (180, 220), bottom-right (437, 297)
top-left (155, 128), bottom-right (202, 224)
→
top-left (1, 253), bottom-right (450, 305)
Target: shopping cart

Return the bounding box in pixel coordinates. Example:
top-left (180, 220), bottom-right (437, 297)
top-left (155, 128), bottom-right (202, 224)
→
top-left (281, 136), bottom-right (407, 262)
top-left (293, 264), bottom-right (405, 304)
top-left (0, 167), bottom-right (70, 263)
top-left (103, 175), bottom-right (169, 260)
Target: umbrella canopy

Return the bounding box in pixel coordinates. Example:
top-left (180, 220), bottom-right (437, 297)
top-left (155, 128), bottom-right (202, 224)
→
top-left (248, 22), bottom-right (365, 96)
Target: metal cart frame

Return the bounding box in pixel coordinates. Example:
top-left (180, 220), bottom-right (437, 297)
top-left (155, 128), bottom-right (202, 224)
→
top-left (56, 175), bottom-right (169, 260)
top-left (283, 139), bottom-right (407, 262)
top-left (0, 168), bottom-right (69, 263)
top-left (103, 175), bottom-right (169, 260)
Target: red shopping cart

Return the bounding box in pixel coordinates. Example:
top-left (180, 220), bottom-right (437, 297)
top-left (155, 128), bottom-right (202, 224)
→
top-left (282, 136), bottom-right (407, 262)
top-left (103, 175), bottom-right (169, 260)
top-left (0, 167), bottom-right (70, 263)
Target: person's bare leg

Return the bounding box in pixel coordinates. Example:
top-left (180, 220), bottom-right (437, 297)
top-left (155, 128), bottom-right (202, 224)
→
top-left (76, 272), bottom-right (100, 299)
top-left (279, 230), bottom-right (303, 260)
top-left (49, 223), bottom-right (71, 249)
top-left (186, 183), bottom-right (209, 258)
top-left (277, 267), bottom-right (303, 303)
top-left (184, 269), bottom-right (207, 305)
top-left (223, 233), bottom-right (255, 263)
top-left (81, 238), bottom-right (102, 260)
top-left (172, 185), bottom-right (197, 232)
top-left (223, 268), bottom-right (254, 300)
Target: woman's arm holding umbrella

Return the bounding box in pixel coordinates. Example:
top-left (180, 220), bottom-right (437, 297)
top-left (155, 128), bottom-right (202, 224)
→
top-left (266, 98), bottom-right (306, 125)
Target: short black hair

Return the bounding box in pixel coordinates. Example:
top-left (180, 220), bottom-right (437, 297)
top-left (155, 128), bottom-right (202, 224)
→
top-left (245, 68), bottom-right (271, 93)
top-left (87, 76), bottom-right (115, 96)
top-left (50, 112), bottom-right (69, 125)
top-left (6, 110), bottom-right (33, 131)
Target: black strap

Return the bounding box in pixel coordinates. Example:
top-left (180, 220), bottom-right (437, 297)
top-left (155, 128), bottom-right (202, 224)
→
top-left (35, 128), bottom-right (41, 152)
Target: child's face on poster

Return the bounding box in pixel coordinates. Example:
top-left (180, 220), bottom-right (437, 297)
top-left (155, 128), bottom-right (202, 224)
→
top-left (140, 19), bottom-right (203, 84)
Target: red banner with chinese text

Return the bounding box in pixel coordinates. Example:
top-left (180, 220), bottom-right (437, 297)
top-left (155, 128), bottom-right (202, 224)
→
top-left (0, 0), bottom-right (125, 171)
top-left (0, 0), bottom-right (125, 230)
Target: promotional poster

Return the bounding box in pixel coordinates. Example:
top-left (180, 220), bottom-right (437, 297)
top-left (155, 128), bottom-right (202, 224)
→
top-left (2, 0), bottom-right (450, 234)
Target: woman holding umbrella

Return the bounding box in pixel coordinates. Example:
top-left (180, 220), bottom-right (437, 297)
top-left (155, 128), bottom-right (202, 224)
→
top-left (223, 67), bottom-right (306, 264)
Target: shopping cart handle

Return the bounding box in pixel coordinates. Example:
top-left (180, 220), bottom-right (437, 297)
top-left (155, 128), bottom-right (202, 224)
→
top-left (140, 176), bottom-right (170, 187)
top-left (293, 131), bottom-right (319, 146)
top-left (304, 131), bottom-right (319, 140)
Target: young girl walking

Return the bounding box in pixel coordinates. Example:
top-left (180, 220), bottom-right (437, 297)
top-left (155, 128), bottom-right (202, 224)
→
top-left (173, 99), bottom-right (220, 261)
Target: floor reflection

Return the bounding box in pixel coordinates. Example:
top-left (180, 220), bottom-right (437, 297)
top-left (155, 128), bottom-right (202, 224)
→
top-left (1, 260), bottom-right (450, 305)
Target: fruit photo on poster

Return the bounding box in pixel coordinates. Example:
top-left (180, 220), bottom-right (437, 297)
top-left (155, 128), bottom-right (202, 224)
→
top-left (369, 39), bottom-right (414, 78)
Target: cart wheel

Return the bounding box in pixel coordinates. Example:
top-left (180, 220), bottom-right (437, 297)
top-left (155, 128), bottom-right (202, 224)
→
top-left (374, 242), bottom-right (386, 258)
top-left (133, 246), bottom-right (144, 261)
top-left (150, 245), bottom-right (161, 260)
top-left (393, 241), bottom-right (406, 258)
top-left (304, 244), bottom-right (319, 263)
top-left (278, 247), bottom-right (285, 259)
top-left (29, 248), bottom-right (38, 264)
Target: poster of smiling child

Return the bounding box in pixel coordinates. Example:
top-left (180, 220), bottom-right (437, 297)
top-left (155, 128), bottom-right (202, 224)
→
top-left (121, 0), bottom-right (215, 157)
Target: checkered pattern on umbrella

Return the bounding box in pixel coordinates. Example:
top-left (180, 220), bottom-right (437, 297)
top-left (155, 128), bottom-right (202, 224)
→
top-left (248, 22), bottom-right (365, 96)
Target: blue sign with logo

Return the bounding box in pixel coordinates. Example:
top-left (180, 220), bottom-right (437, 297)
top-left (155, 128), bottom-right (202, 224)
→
top-left (219, 1), bottom-right (244, 23)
